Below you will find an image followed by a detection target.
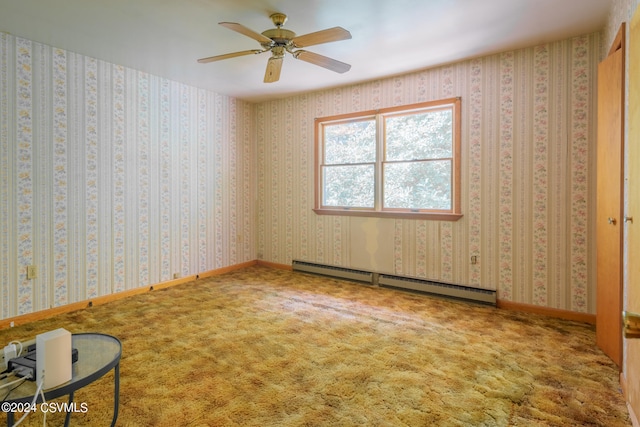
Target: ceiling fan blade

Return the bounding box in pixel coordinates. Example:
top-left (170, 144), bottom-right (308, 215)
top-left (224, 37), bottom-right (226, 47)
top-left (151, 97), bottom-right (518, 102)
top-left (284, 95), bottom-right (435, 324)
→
top-left (291, 27), bottom-right (351, 48)
top-left (219, 22), bottom-right (273, 45)
top-left (292, 50), bottom-right (351, 74)
top-left (197, 50), bottom-right (265, 63)
top-left (264, 56), bottom-right (283, 83)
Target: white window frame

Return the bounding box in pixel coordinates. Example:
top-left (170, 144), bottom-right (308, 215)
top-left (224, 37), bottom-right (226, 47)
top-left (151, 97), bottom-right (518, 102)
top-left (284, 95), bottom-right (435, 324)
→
top-left (314, 97), bottom-right (462, 221)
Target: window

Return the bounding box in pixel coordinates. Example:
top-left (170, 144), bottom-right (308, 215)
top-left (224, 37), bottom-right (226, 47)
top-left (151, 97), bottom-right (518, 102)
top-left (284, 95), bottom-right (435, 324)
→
top-left (314, 97), bottom-right (462, 220)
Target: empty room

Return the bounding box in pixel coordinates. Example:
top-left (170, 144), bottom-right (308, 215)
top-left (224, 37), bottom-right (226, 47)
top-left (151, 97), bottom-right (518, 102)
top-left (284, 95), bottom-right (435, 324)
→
top-left (0, 0), bottom-right (639, 425)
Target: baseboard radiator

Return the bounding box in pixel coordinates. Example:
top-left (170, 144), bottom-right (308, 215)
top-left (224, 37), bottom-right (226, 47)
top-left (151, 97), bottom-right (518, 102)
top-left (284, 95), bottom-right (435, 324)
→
top-left (377, 274), bottom-right (496, 306)
top-left (292, 260), bottom-right (496, 306)
top-left (292, 260), bottom-right (373, 283)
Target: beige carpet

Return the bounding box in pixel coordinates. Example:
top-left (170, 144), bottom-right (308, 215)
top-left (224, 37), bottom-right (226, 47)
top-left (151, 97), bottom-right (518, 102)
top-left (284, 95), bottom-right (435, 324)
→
top-left (0, 266), bottom-right (631, 426)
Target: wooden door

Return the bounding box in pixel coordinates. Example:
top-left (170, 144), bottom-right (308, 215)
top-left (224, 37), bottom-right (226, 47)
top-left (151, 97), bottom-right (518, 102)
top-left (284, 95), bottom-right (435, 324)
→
top-left (625, 6), bottom-right (640, 421)
top-left (596, 25), bottom-right (625, 368)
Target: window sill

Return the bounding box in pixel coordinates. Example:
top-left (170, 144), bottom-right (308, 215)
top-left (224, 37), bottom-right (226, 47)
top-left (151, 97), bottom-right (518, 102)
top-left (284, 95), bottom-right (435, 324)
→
top-left (313, 208), bottom-right (463, 221)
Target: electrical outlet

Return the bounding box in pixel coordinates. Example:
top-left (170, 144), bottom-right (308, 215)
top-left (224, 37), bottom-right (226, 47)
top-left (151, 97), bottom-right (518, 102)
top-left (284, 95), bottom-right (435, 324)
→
top-left (470, 256), bottom-right (478, 265)
top-left (173, 273), bottom-right (180, 279)
top-left (27, 265), bottom-right (38, 279)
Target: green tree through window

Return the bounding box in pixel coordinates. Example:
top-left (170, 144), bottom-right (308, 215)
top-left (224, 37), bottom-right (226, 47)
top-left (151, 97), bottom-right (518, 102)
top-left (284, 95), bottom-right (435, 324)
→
top-left (315, 98), bottom-right (461, 220)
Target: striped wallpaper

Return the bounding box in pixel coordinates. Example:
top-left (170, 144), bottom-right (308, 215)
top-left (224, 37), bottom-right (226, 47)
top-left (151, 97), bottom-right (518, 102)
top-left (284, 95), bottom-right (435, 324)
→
top-left (0, 8), bottom-right (629, 319)
top-left (0, 33), bottom-right (256, 319)
top-left (257, 32), bottom-right (601, 313)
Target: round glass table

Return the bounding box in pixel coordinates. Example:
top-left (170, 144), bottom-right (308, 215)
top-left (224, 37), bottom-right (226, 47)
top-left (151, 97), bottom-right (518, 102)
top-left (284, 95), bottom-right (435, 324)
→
top-left (2, 333), bottom-right (121, 427)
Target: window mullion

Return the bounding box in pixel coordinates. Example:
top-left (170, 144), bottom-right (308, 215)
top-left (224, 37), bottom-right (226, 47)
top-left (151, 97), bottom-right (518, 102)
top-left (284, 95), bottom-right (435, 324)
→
top-left (375, 113), bottom-right (384, 211)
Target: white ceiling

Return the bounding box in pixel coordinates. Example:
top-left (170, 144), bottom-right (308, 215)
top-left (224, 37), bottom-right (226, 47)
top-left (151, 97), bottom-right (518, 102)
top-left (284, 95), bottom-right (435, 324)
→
top-left (0, 0), bottom-right (611, 103)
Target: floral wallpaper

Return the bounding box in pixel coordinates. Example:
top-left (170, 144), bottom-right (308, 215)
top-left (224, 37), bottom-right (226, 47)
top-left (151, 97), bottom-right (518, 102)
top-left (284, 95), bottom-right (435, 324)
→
top-left (0, 2), bottom-right (633, 320)
top-left (0, 33), bottom-right (256, 319)
top-left (257, 32), bottom-right (601, 313)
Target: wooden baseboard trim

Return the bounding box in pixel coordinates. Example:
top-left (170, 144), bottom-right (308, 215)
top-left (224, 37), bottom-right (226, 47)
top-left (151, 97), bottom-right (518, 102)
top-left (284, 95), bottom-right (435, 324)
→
top-left (0, 261), bottom-right (257, 331)
top-left (630, 405), bottom-right (640, 427)
top-left (197, 260), bottom-right (258, 279)
top-left (260, 262), bottom-right (596, 324)
top-left (630, 402), bottom-right (640, 427)
top-left (497, 300), bottom-right (596, 324)
top-left (0, 261), bottom-right (597, 330)
top-left (622, 370), bottom-right (640, 427)
top-left (256, 260), bottom-right (292, 270)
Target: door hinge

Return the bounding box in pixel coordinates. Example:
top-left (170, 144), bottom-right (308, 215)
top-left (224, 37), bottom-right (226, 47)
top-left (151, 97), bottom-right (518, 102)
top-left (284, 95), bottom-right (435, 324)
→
top-left (623, 311), bottom-right (640, 339)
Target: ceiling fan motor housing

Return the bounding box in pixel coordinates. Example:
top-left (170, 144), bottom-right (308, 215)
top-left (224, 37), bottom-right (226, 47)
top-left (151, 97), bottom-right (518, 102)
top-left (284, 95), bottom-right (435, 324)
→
top-left (261, 28), bottom-right (296, 48)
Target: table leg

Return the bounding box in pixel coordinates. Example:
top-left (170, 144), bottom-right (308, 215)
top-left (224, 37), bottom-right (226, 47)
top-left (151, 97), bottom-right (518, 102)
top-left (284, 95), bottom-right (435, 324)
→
top-left (64, 391), bottom-right (75, 427)
top-left (6, 412), bottom-right (13, 426)
top-left (111, 363), bottom-right (120, 427)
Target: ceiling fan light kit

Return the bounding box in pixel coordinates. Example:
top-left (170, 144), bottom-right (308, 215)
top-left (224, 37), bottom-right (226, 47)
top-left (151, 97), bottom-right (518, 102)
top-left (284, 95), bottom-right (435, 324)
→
top-left (197, 13), bottom-right (352, 83)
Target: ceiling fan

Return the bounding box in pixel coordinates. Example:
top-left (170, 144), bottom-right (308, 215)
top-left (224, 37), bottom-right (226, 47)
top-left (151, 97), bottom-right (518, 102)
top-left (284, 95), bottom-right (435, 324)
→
top-left (197, 13), bottom-right (352, 83)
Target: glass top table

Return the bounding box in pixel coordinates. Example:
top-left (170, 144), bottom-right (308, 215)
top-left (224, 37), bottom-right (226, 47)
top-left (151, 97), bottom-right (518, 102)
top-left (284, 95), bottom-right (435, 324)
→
top-left (2, 333), bottom-right (121, 427)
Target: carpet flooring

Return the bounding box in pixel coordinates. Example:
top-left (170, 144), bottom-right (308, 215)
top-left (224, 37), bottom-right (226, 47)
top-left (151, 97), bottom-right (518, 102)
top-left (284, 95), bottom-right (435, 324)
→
top-left (0, 266), bottom-right (631, 426)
